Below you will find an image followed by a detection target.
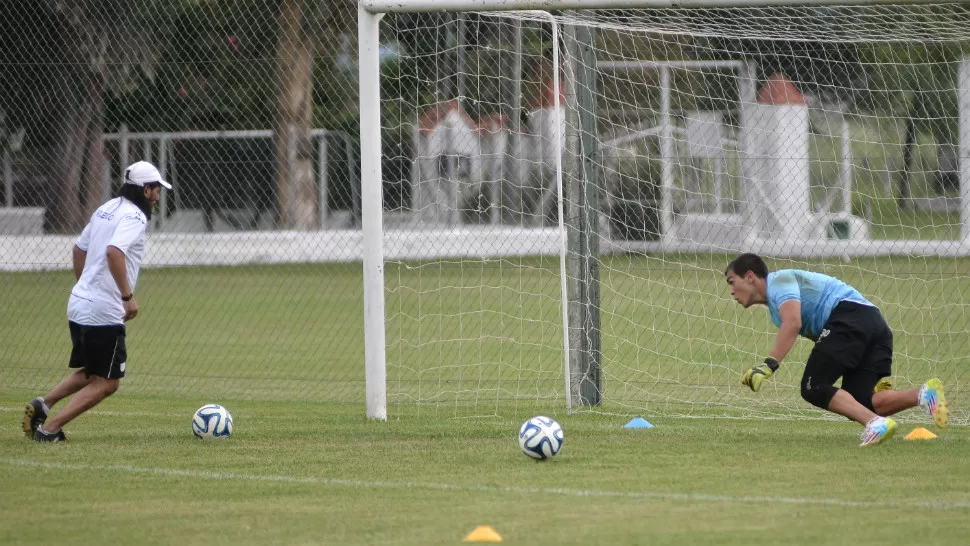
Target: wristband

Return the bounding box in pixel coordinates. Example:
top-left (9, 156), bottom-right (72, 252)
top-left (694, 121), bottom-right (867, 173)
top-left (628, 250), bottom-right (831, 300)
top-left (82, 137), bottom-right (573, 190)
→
top-left (763, 357), bottom-right (779, 372)
top-left (122, 293), bottom-right (133, 302)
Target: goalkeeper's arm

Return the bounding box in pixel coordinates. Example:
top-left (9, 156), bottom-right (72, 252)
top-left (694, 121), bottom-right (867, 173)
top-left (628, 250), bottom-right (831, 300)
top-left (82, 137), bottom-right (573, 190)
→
top-left (768, 299), bottom-right (801, 363)
top-left (742, 300), bottom-right (801, 392)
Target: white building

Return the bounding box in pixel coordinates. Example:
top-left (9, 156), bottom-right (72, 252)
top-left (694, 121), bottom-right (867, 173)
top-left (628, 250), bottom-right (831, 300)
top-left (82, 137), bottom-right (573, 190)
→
top-left (413, 100), bottom-right (487, 225)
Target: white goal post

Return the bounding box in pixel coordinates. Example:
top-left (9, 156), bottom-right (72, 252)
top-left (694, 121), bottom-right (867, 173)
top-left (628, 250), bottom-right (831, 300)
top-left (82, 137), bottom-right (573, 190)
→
top-left (361, 3), bottom-right (570, 421)
top-left (359, 0), bottom-right (970, 421)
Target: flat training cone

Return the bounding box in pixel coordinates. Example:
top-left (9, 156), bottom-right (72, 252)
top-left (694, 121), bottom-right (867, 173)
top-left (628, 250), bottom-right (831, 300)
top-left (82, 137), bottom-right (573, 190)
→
top-left (624, 417), bottom-right (654, 429)
top-left (463, 526), bottom-right (503, 543)
top-left (904, 427), bottom-right (938, 440)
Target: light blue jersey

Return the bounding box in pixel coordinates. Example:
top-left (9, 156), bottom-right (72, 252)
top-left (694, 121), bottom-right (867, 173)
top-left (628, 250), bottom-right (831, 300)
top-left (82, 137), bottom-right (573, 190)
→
top-left (766, 269), bottom-right (875, 339)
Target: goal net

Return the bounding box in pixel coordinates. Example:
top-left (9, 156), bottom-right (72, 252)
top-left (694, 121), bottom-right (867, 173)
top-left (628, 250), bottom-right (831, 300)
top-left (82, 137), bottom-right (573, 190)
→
top-left (366, 5), bottom-right (970, 422)
top-left (1, 2), bottom-right (967, 425)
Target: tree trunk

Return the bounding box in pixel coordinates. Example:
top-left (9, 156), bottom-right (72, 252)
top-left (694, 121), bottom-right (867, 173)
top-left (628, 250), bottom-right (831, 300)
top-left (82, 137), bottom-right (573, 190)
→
top-left (81, 69), bottom-right (106, 220)
top-left (274, 0), bottom-right (317, 230)
top-left (899, 115), bottom-right (916, 212)
top-left (935, 142), bottom-right (959, 195)
top-left (45, 63), bottom-right (91, 233)
top-left (42, 2), bottom-right (108, 233)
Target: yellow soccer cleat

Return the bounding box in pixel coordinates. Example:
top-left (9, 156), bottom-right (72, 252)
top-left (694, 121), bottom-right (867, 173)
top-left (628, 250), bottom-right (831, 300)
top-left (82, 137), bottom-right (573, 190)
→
top-left (919, 378), bottom-right (949, 428)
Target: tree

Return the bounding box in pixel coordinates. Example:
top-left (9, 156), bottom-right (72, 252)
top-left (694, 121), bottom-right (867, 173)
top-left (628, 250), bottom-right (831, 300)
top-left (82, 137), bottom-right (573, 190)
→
top-left (0, 1), bottom-right (169, 232)
top-left (273, 0), bottom-right (322, 230)
top-left (1, 0), bottom-right (359, 232)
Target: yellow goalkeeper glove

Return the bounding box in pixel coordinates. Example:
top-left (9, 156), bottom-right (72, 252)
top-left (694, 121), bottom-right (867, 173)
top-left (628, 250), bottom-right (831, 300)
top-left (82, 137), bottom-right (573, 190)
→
top-left (742, 358), bottom-right (780, 392)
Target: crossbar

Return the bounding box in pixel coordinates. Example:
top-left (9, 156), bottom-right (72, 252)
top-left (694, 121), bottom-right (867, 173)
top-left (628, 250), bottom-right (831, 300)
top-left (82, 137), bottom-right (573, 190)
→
top-left (363, 0), bottom-right (970, 14)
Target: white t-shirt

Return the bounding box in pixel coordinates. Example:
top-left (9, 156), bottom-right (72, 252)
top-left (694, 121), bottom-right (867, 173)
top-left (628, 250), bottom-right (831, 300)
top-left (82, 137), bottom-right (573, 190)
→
top-left (68, 197), bottom-right (148, 325)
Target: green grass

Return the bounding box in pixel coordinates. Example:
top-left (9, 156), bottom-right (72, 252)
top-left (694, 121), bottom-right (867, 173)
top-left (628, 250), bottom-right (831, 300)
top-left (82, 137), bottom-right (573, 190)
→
top-left (817, 118), bottom-right (961, 241)
top-left (2, 256), bottom-right (969, 543)
top-left (2, 256), bottom-right (968, 417)
top-left (2, 393), bottom-right (968, 545)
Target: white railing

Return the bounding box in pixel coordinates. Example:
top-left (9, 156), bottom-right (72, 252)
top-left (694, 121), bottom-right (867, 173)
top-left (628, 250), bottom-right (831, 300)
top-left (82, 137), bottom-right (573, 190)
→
top-left (102, 127), bottom-right (358, 231)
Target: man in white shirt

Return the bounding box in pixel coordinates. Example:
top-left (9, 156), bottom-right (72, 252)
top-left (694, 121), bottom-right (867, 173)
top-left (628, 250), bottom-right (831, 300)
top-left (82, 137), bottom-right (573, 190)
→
top-left (23, 161), bottom-right (171, 442)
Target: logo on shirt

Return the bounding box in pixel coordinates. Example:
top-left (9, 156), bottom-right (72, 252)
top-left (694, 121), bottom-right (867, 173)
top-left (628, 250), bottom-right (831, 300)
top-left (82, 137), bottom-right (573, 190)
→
top-left (818, 328), bottom-right (830, 342)
top-left (122, 213), bottom-right (147, 225)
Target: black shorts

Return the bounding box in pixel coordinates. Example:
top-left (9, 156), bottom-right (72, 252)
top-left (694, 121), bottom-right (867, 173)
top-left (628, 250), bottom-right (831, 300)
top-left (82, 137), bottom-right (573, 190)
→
top-left (803, 301), bottom-right (892, 407)
top-left (811, 301), bottom-right (893, 374)
top-left (68, 321), bottom-right (127, 379)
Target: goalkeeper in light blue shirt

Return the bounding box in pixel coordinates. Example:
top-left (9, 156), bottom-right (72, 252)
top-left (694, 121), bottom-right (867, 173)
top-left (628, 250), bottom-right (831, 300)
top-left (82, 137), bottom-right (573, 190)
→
top-left (724, 253), bottom-right (948, 446)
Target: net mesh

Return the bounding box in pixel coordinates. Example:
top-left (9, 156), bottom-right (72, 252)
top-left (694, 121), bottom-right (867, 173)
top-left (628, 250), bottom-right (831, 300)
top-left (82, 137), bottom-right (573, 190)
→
top-left (378, 7), bottom-right (970, 421)
top-left (0, 3), bottom-right (967, 424)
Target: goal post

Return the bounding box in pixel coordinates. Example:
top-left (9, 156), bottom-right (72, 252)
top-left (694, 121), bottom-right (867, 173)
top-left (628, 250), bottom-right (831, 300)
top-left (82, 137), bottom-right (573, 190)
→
top-left (962, 59), bottom-right (970, 243)
top-left (360, 6), bottom-right (575, 420)
top-left (360, 0), bottom-right (970, 423)
top-left (564, 22), bottom-right (604, 408)
top-left (359, 3), bottom-right (388, 420)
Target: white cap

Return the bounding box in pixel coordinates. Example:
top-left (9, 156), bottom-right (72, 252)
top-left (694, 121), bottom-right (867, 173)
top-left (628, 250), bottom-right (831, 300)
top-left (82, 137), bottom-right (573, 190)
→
top-left (124, 161), bottom-right (172, 189)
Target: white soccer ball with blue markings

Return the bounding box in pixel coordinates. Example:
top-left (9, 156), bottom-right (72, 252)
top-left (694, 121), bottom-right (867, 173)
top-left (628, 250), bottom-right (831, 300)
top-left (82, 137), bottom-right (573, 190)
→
top-left (192, 404), bottom-right (233, 439)
top-left (518, 416), bottom-right (564, 460)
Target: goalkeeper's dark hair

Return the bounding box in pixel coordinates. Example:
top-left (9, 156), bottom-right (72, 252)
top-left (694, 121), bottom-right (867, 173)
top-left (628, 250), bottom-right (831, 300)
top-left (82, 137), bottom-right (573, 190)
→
top-left (725, 253), bottom-right (769, 279)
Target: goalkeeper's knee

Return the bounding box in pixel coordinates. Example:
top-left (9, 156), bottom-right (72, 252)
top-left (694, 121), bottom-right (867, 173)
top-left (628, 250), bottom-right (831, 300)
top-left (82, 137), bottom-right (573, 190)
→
top-left (842, 383), bottom-right (876, 412)
top-left (800, 379), bottom-right (838, 410)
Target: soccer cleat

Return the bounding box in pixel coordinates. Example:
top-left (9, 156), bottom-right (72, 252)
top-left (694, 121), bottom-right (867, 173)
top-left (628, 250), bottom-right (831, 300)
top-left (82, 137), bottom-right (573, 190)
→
top-left (32, 427), bottom-right (66, 443)
top-left (860, 416), bottom-right (897, 447)
top-left (23, 397), bottom-right (48, 437)
top-left (873, 377), bottom-right (893, 393)
top-left (918, 378), bottom-right (949, 428)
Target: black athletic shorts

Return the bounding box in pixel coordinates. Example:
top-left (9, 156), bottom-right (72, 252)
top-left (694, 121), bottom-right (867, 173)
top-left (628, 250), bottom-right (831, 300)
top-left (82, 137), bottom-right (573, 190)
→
top-left (810, 301), bottom-right (893, 375)
top-left (802, 301), bottom-right (892, 408)
top-left (68, 321), bottom-right (127, 379)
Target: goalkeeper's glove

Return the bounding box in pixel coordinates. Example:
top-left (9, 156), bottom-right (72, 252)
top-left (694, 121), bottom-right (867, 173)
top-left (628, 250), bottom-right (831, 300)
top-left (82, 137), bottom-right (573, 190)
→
top-left (742, 357), bottom-right (780, 392)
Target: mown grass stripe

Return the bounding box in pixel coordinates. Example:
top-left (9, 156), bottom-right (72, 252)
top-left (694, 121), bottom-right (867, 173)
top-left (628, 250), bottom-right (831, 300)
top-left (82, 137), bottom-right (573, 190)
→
top-left (6, 458), bottom-right (970, 511)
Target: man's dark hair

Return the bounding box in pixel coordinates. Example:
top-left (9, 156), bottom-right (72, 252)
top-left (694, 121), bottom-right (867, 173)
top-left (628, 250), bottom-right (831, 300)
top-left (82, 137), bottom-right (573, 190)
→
top-left (725, 253), bottom-right (769, 279)
top-left (117, 183), bottom-right (159, 219)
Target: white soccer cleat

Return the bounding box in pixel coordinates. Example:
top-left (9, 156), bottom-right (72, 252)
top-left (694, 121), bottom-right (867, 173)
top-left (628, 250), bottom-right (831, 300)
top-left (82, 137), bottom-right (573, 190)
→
top-left (859, 416), bottom-right (897, 447)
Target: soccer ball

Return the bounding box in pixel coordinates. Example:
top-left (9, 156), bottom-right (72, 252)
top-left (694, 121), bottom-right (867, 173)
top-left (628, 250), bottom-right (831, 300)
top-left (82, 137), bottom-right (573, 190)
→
top-left (518, 416), bottom-right (564, 460)
top-left (192, 404), bottom-right (233, 439)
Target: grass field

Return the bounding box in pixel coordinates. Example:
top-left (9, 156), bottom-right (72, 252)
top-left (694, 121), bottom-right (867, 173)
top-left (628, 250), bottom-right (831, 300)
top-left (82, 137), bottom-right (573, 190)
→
top-left (2, 256), bottom-right (967, 418)
top-left (2, 393), bottom-right (969, 545)
top-left (2, 255), bottom-right (969, 544)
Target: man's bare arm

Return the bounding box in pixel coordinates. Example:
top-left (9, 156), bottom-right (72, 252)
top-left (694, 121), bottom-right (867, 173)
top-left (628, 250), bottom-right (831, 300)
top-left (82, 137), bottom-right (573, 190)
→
top-left (768, 299), bottom-right (802, 363)
top-left (72, 245), bottom-right (86, 281)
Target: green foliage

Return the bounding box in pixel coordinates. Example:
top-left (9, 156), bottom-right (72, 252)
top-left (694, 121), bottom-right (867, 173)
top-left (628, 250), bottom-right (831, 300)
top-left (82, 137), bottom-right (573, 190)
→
top-left (105, 0), bottom-right (281, 132)
top-left (856, 43), bottom-right (970, 144)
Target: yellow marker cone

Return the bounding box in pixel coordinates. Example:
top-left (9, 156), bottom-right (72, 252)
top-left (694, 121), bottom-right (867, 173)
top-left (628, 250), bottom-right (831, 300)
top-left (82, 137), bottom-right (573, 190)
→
top-left (463, 526), bottom-right (504, 543)
top-left (904, 427), bottom-right (938, 440)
